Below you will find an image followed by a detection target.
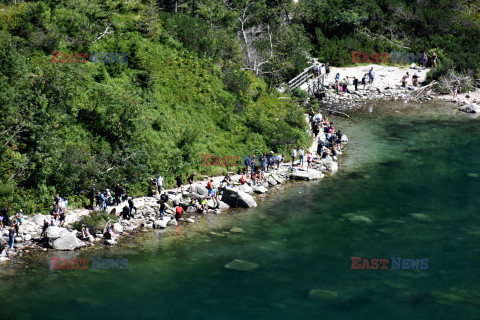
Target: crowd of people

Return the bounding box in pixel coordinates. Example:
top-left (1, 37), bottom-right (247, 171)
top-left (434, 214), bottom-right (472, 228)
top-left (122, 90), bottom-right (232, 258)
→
top-left (308, 108), bottom-right (344, 160)
top-left (0, 208), bottom-right (24, 251)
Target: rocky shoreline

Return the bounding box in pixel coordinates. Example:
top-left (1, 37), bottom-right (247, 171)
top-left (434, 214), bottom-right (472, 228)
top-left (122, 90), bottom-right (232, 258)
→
top-left (0, 127), bottom-right (346, 265)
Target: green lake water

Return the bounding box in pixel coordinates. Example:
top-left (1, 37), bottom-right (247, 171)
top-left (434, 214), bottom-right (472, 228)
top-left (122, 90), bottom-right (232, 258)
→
top-left (2, 101), bottom-right (480, 319)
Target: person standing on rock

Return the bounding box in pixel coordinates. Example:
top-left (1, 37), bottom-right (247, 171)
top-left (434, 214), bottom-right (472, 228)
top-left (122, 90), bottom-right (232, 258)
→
top-left (160, 191), bottom-right (169, 203)
top-left (362, 74), bottom-right (367, 90)
top-left (187, 173), bottom-right (195, 185)
top-left (59, 210), bottom-right (66, 227)
top-left (156, 175), bottom-right (164, 194)
top-left (114, 184), bottom-right (123, 205)
top-left (88, 188), bottom-right (96, 209)
top-left (412, 73), bottom-right (419, 87)
top-left (159, 200), bottom-right (167, 219)
top-left (121, 205), bottom-right (130, 220)
top-left (299, 147), bottom-right (305, 167)
top-left (244, 155), bottom-right (251, 172)
top-left (401, 72), bottom-right (410, 88)
top-left (260, 153), bottom-right (267, 172)
top-left (422, 51), bottom-right (428, 68)
top-left (40, 219), bottom-right (50, 238)
top-left (8, 226), bottom-right (15, 249)
top-left (251, 155), bottom-right (256, 173)
top-left (291, 147), bottom-right (297, 166)
top-left (325, 62), bottom-right (330, 75)
top-left (432, 51), bottom-right (437, 68)
top-left (308, 107), bottom-right (315, 129)
top-left (306, 152), bottom-right (313, 171)
top-left (353, 77), bottom-right (359, 91)
top-left (207, 179), bottom-right (214, 196)
top-left (176, 174), bottom-right (183, 194)
top-left (128, 197), bottom-right (137, 218)
top-left (369, 67), bottom-right (375, 84)
top-left (452, 81), bottom-right (460, 99)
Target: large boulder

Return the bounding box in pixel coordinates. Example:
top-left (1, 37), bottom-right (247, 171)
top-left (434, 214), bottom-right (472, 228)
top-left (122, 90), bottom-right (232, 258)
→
top-left (272, 174), bottom-right (285, 184)
top-left (167, 219), bottom-right (178, 226)
top-left (239, 184), bottom-right (253, 194)
top-left (193, 184), bottom-right (209, 196)
top-left (252, 186), bottom-right (268, 194)
top-left (46, 226), bottom-right (85, 250)
top-left (267, 176), bottom-right (278, 186)
top-left (154, 217), bottom-right (171, 229)
top-left (30, 214), bottom-right (49, 226)
top-left (46, 226), bottom-right (69, 239)
top-left (217, 201), bottom-right (230, 209)
top-left (221, 188), bottom-right (257, 208)
top-left (459, 103), bottom-right (480, 113)
top-left (290, 170), bottom-right (323, 180)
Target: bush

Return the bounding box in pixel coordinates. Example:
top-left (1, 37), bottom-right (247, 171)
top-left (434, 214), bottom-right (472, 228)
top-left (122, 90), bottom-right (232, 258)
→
top-left (71, 211), bottom-right (118, 234)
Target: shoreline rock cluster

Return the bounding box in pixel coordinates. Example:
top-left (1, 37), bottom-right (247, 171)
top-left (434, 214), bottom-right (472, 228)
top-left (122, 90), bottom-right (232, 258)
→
top-left (0, 121), bottom-right (346, 264)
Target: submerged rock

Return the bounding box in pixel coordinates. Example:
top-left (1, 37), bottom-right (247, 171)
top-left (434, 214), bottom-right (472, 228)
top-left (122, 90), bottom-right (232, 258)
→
top-left (342, 213), bottom-right (372, 224)
top-left (410, 213), bottom-right (431, 222)
top-left (224, 259), bottom-right (259, 271)
top-left (467, 173), bottom-right (479, 178)
top-left (308, 289), bottom-right (338, 299)
top-left (230, 227), bottom-right (244, 233)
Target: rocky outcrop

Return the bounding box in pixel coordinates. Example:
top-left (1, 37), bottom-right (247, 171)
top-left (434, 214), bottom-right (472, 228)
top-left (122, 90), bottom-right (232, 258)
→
top-left (290, 169), bottom-right (323, 180)
top-left (46, 226), bottom-right (86, 251)
top-left (221, 188), bottom-right (257, 208)
top-left (459, 103), bottom-right (480, 113)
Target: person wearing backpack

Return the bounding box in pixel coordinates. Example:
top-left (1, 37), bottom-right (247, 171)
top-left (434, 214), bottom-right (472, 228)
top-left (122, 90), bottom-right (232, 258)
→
top-left (244, 155), bottom-right (251, 172)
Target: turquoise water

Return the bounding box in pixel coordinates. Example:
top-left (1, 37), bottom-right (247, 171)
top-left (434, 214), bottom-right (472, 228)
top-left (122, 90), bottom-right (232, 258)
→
top-left (2, 102), bottom-right (480, 319)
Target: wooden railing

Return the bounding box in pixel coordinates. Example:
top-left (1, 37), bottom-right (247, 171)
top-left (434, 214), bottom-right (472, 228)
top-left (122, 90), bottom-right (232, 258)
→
top-left (287, 65), bottom-right (314, 90)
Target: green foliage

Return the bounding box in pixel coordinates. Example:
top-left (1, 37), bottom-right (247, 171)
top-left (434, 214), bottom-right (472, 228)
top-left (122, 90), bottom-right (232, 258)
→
top-left (0, 0), bottom-right (310, 213)
top-left (71, 211), bottom-right (119, 233)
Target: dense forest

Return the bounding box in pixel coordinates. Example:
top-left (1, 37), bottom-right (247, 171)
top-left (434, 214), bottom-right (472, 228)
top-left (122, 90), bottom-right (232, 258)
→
top-left (0, 0), bottom-right (479, 213)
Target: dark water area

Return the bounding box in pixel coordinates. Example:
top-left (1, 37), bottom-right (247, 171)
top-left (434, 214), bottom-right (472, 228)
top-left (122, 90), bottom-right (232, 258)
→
top-left (2, 101), bottom-right (480, 319)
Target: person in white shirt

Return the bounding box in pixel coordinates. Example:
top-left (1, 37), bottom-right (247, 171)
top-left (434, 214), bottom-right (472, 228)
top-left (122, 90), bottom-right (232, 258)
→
top-left (292, 147), bottom-right (297, 166)
top-left (276, 154), bottom-right (283, 170)
top-left (156, 175), bottom-right (164, 194)
top-left (299, 147), bottom-right (305, 167)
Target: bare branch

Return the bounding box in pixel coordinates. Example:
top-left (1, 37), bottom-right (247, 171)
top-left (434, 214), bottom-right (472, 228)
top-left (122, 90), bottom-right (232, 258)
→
top-left (93, 25), bottom-right (113, 44)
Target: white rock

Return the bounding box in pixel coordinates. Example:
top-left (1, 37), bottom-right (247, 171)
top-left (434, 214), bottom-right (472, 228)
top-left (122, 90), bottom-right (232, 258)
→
top-left (113, 222), bottom-right (124, 233)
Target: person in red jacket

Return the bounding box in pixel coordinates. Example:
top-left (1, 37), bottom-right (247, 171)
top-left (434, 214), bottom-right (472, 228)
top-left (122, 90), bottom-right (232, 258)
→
top-left (175, 206), bottom-right (184, 220)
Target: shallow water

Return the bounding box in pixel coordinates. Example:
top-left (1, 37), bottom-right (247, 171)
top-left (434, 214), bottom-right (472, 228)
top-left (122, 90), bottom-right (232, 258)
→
top-left (2, 101), bottom-right (480, 319)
